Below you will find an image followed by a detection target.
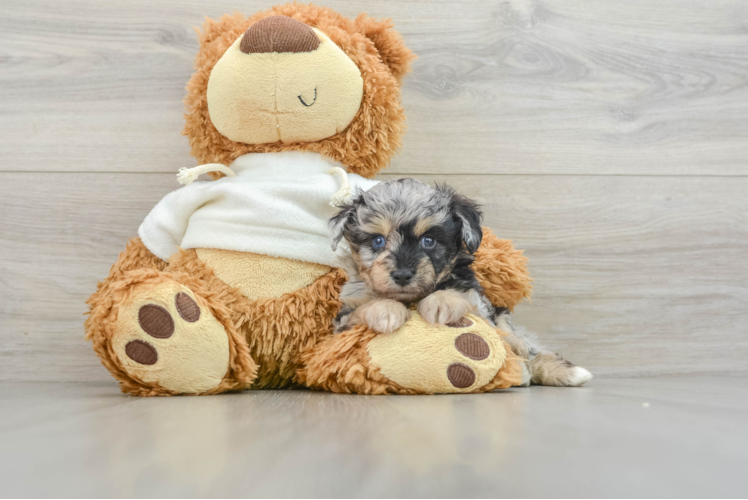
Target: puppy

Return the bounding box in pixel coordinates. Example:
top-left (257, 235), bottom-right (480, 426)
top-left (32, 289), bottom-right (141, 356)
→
top-left (329, 179), bottom-right (592, 387)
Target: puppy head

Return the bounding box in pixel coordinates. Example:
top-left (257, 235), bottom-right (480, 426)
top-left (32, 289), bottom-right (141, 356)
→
top-left (330, 179), bottom-right (483, 301)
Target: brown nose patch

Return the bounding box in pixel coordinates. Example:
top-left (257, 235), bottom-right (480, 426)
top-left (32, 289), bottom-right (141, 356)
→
top-left (138, 304), bottom-right (174, 339)
top-left (447, 317), bottom-right (474, 328)
top-left (240, 16), bottom-right (320, 54)
top-left (175, 292), bottom-right (200, 323)
top-left (454, 333), bottom-right (490, 360)
top-left (125, 340), bottom-right (158, 365)
top-left (447, 363), bottom-right (476, 389)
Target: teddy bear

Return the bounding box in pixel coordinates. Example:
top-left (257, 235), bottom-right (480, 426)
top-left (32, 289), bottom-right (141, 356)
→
top-left (84, 3), bottom-right (533, 396)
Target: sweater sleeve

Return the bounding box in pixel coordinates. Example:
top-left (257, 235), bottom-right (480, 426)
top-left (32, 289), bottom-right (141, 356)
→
top-left (137, 182), bottom-right (215, 261)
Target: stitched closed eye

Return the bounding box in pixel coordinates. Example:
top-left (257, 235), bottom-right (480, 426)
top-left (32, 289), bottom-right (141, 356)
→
top-left (298, 87), bottom-right (317, 107)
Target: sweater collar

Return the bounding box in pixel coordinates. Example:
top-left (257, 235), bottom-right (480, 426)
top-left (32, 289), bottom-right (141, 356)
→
top-left (230, 151), bottom-right (345, 177)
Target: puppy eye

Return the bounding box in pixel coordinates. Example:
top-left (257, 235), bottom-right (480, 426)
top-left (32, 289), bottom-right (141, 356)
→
top-left (371, 235), bottom-right (386, 249)
top-left (420, 236), bottom-right (436, 249)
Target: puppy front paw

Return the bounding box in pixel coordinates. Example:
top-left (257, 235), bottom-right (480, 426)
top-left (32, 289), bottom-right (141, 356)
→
top-left (418, 290), bottom-right (473, 325)
top-left (352, 299), bottom-right (410, 334)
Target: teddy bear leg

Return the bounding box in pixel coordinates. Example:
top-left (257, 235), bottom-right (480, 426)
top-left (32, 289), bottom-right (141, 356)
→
top-left (298, 312), bottom-right (522, 394)
top-left (86, 243), bottom-right (257, 396)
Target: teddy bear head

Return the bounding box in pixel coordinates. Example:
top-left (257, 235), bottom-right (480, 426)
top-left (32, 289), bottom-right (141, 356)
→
top-left (183, 3), bottom-right (415, 178)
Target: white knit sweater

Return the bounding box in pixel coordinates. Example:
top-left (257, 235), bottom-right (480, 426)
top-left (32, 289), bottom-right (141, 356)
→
top-left (138, 151), bottom-right (378, 266)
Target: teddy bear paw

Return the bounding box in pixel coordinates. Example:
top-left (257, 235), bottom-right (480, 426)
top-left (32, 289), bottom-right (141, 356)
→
top-left (111, 281), bottom-right (233, 395)
top-left (367, 312), bottom-right (509, 393)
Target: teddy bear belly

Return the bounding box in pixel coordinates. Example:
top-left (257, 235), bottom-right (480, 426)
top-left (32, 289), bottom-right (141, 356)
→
top-left (196, 248), bottom-right (332, 299)
top-left (196, 247), bottom-right (342, 389)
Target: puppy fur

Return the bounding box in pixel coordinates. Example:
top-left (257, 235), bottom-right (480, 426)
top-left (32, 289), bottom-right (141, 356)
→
top-left (330, 179), bottom-right (592, 387)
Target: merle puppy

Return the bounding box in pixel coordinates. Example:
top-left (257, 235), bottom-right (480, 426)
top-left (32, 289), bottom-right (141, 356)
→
top-left (329, 178), bottom-right (592, 387)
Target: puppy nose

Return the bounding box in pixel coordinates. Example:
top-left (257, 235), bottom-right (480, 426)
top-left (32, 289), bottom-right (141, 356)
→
top-left (391, 270), bottom-right (414, 286)
top-left (240, 16), bottom-right (320, 54)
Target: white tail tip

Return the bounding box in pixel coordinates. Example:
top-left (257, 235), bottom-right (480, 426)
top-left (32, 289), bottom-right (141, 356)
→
top-left (568, 367), bottom-right (594, 386)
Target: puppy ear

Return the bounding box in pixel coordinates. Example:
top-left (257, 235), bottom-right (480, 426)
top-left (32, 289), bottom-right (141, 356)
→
top-left (450, 192), bottom-right (483, 254)
top-left (329, 203), bottom-right (357, 251)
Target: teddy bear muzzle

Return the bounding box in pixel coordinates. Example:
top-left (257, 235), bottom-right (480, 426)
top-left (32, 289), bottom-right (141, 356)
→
top-left (206, 17), bottom-right (364, 145)
top-left (240, 16), bottom-right (320, 54)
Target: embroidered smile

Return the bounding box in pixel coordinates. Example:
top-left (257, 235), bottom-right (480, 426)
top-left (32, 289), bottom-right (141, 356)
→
top-left (298, 87), bottom-right (317, 107)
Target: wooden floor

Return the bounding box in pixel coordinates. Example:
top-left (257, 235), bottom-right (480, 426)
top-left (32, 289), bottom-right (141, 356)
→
top-left (1, 375), bottom-right (746, 497)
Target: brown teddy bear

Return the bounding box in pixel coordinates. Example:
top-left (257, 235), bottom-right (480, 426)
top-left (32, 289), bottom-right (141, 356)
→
top-left (85, 3), bottom-right (534, 396)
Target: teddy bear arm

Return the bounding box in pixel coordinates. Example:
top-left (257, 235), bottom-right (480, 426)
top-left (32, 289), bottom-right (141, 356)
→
top-left (471, 228), bottom-right (532, 311)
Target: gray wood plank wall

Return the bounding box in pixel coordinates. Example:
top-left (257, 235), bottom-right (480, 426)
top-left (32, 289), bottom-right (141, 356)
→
top-left (1, 0), bottom-right (747, 382)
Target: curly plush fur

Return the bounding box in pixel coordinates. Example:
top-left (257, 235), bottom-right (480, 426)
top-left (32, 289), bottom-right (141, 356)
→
top-left (472, 228), bottom-right (532, 311)
top-left (86, 239), bottom-right (348, 395)
top-left (183, 4), bottom-right (416, 179)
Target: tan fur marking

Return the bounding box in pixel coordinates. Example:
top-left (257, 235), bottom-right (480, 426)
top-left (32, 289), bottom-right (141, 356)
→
top-left (413, 214), bottom-right (446, 237)
top-left (414, 255), bottom-right (436, 288)
top-left (435, 255), bottom-right (457, 283)
top-left (362, 251), bottom-right (393, 295)
top-left (359, 216), bottom-right (392, 237)
top-left (359, 247), bottom-right (433, 302)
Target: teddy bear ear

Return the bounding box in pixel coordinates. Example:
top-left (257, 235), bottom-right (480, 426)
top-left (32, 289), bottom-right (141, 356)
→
top-left (195, 12), bottom-right (246, 48)
top-left (354, 14), bottom-right (416, 83)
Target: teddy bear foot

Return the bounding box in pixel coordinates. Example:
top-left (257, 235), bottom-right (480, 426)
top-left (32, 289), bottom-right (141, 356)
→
top-left (88, 271), bottom-right (257, 396)
top-left (298, 312), bottom-right (522, 394)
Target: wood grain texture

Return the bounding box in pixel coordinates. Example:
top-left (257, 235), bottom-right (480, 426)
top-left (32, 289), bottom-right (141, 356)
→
top-left (1, 172), bottom-right (746, 381)
top-left (1, 0), bottom-right (747, 175)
